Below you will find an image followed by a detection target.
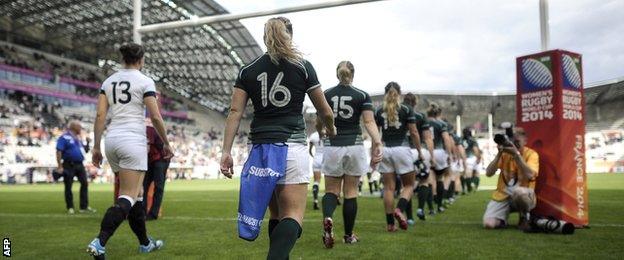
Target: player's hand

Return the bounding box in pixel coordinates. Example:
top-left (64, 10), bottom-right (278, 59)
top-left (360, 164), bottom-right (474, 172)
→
top-left (370, 142), bottom-right (383, 168)
top-left (325, 125), bottom-right (337, 138)
top-left (163, 144), bottom-right (174, 160)
top-left (57, 166), bottom-right (64, 174)
top-left (92, 148), bottom-right (103, 168)
top-left (220, 153), bottom-right (234, 178)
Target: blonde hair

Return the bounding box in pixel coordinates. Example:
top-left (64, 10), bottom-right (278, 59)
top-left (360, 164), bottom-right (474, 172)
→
top-left (336, 61), bottom-right (354, 85)
top-left (383, 82), bottom-right (401, 124)
top-left (264, 17), bottom-right (303, 65)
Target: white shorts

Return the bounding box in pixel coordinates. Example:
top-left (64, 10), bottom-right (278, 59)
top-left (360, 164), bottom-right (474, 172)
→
top-left (466, 156), bottom-right (479, 171)
top-left (322, 145), bottom-right (368, 177)
top-left (104, 134), bottom-right (148, 173)
top-left (451, 160), bottom-right (464, 173)
top-left (411, 148), bottom-right (432, 170)
top-left (433, 149), bottom-right (449, 171)
top-left (379, 146), bottom-right (415, 175)
top-left (312, 153), bottom-right (323, 172)
top-left (247, 143), bottom-right (310, 185)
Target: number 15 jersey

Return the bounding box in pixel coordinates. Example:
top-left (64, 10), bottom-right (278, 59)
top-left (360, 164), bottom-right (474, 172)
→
top-left (323, 85), bottom-right (373, 146)
top-left (100, 69), bottom-right (156, 137)
top-left (235, 54), bottom-right (320, 144)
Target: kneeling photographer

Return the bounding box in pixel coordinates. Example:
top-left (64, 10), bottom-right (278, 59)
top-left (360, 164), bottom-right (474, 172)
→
top-left (483, 124), bottom-right (539, 230)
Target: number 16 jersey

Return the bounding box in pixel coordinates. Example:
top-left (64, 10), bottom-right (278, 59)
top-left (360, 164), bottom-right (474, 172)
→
top-left (235, 54), bottom-right (320, 144)
top-left (100, 68), bottom-right (156, 137)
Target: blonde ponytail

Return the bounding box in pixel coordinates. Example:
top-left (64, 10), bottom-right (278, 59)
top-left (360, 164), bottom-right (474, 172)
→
top-left (336, 61), bottom-right (354, 85)
top-left (264, 17), bottom-right (303, 65)
top-left (383, 82), bottom-right (401, 124)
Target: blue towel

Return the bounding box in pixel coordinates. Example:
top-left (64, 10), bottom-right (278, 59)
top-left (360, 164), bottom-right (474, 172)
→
top-left (237, 143), bottom-right (288, 241)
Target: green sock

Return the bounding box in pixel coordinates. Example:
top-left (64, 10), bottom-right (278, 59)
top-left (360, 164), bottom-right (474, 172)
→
top-left (342, 198), bottom-right (357, 236)
top-left (426, 185), bottom-right (434, 210)
top-left (267, 218), bottom-right (301, 260)
top-left (322, 193), bottom-right (338, 218)
top-left (473, 176), bottom-right (480, 189)
top-left (417, 186), bottom-right (426, 209)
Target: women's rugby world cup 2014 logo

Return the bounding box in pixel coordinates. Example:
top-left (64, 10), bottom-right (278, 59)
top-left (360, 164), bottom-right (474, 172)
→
top-left (562, 54), bottom-right (582, 89)
top-left (521, 58), bottom-right (553, 91)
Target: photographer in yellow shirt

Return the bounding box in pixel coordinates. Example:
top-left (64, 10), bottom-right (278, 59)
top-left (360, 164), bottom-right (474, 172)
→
top-left (483, 127), bottom-right (539, 229)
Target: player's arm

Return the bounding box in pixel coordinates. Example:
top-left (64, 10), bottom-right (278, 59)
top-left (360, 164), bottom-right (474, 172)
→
top-left (309, 88), bottom-right (335, 137)
top-left (442, 131), bottom-right (454, 157)
top-left (220, 88), bottom-right (248, 178)
top-left (92, 93), bottom-right (108, 168)
top-left (145, 96), bottom-right (172, 158)
top-left (474, 146), bottom-right (482, 164)
top-left (362, 110), bottom-right (382, 166)
top-left (308, 141), bottom-right (315, 157)
top-left (457, 143), bottom-right (467, 169)
top-left (423, 129), bottom-right (434, 165)
top-left (408, 123), bottom-right (423, 156)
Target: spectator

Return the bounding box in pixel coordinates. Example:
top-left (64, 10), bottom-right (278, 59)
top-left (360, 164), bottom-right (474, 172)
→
top-left (56, 120), bottom-right (95, 214)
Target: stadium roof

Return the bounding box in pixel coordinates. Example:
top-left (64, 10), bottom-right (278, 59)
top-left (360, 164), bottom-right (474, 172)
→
top-left (0, 0), bottom-right (264, 112)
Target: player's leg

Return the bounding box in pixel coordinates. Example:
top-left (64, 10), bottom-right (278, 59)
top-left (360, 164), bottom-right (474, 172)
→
top-left (268, 192), bottom-right (280, 237)
top-left (312, 170), bottom-right (321, 210)
top-left (321, 175), bottom-right (341, 248)
top-left (342, 175), bottom-right (360, 243)
top-left (142, 162), bottom-right (155, 217)
top-left (94, 170), bottom-right (143, 247)
top-left (127, 173), bottom-right (150, 246)
top-left (266, 143), bottom-right (309, 257)
top-left (268, 183), bottom-right (307, 259)
top-left (395, 171), bottom-right (415, 230)
top-left (382, 172), bottom-right (398, 231)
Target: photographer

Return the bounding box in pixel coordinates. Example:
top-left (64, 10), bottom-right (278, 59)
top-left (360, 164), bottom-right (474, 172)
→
top-left (483, 127), bottom-right (538, 230)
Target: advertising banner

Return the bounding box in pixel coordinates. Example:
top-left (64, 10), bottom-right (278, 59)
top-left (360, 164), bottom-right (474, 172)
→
top-left (516, 50), bottom-right (588, 227)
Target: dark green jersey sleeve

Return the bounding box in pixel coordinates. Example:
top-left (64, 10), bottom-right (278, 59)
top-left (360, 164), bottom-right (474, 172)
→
top-left (362, 92), bottom-right (373, 111)
top-left (234, 67), bottom-right (247, 93)
top-left (304, 60), bottom-right (321, 92)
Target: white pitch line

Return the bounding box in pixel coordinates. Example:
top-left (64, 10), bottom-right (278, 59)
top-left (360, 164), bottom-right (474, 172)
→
top-left (1, 212), bottom-right (622, 228)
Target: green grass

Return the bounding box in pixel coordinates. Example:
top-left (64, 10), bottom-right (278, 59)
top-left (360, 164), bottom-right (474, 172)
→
top-left (1, 173), bottom-right (624, 259)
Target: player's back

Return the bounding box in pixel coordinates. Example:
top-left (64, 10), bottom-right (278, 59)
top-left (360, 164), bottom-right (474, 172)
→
top-left (235, 54), bottom-right (320, 143)
top-left (100, 69), bottom-right (155, 137)
top-left (324, 85), bottom-right (372, 146)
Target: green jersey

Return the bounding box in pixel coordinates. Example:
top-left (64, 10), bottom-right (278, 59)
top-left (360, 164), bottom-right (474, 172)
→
top-left (462, 137), bottom-right (479, 157)
top-left (429, 119), bottom-right (448, 149)
top-left (406, 109), bottom-right (430, 149)
top-left (451, 132), bottom-right (462, 147)
top-left (324, 85), bottom-right (373, 146)
top-left (375, 104), bottom-right (416, 147)
top-left (234, 54), bottom-right (320, 144)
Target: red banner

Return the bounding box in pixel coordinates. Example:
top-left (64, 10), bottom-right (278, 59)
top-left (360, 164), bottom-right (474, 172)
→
top-left (516, 50), bottom-right (588, 227)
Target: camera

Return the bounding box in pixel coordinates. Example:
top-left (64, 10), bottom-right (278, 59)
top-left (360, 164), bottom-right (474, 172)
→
top-left (527, 216), bottom-right (575, 235)
top-left (494, 122), bottom-right (514, 147)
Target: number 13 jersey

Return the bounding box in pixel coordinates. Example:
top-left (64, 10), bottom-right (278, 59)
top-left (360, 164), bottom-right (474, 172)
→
top-left (100, 68), bottom-right (156, 137)
top-left (235, 54), bottom-right (320, 144)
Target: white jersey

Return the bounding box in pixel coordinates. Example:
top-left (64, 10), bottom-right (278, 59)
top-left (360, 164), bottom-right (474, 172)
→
top-left (308, 132), bottom-right (324, 155)
top-left (100, 69), bottom-right (156, 137)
